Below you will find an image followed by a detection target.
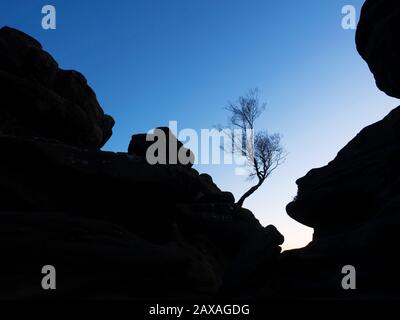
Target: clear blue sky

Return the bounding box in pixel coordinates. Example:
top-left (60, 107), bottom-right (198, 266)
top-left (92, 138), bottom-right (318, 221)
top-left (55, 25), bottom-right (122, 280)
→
top-left (1, 0), bottom-right (398, 249)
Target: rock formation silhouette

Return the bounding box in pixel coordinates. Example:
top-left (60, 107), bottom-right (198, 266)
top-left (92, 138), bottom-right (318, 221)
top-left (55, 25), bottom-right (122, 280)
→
top-left (128, 127), bottom-right (195, 168)
top-left (270, 0), bottom-right (400, 299)
top-left (0, 26), bottom-right (114, 148)
top-left (356, 0), bottom-right (400, 99)
top-left (0, 27), bottom-right (282, 299)
top-left (1, 0), bottom-right (400, 299)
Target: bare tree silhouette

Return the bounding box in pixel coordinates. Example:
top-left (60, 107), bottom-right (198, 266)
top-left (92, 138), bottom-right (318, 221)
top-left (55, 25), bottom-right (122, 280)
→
top-left (221, 89), bottom-right (286, 207)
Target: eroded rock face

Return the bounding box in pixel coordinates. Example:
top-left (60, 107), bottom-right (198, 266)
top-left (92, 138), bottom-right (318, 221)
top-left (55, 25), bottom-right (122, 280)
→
top-left (356, 0), bottom-right (400, 98)
top-left (287, 106), bottom-right (400, 239)
top-left (0, 26), bottom-right (114, 148)
top-left (278, 110), bottom-right (400, 299)
top-left (0, 134), bottom-right (283, 299)
top-left (269, 0), bottom-right (400, 299)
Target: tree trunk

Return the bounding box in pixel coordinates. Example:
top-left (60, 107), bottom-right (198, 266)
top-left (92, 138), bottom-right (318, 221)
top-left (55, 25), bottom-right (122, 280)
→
top-left (236, 179), bottom-right (264, 207)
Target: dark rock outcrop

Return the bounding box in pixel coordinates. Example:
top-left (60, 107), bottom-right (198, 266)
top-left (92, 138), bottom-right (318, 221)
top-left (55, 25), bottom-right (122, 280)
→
top-left (0, 26), bottom-right (114, 148)
top-left (0, 27), bottom-right (282, 299)
top-left (270, 0), bottom-right (400, 300)
top-left (128, 127), bottom-right (195, 167)
top-left (287, 105), bottom-right (400, 239)
top-left (276, 105), bottom-right (400, 299)
top-left (0, 134), bottom-right (283, 299)
top-left (356, 0), bottom-right (400, 98)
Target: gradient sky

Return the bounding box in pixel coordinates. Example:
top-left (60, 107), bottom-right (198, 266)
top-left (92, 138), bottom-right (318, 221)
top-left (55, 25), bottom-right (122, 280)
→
top-left (1, 0), bottom-right (398, 250)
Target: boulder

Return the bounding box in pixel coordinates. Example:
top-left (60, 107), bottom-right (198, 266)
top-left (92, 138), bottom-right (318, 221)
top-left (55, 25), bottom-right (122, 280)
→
top-left (0, 26), bottom-right (114, 148)
top-left (356, 0), bottom-right (400, 98)
top-left (128, 127), bottom-right (195, 167)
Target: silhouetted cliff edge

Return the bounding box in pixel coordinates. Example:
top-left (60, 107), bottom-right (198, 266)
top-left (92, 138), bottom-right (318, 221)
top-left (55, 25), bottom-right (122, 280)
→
top-left (0, 26), bottom-right (283, 299)
top-left (270, 0), bottom-right (400, 300)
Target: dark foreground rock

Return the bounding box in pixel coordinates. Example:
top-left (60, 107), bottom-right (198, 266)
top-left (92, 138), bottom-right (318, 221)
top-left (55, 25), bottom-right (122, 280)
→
top-left (269, 0), bottom-right (400, 299)
top-left (274, 109), bottom-right (400, 299)
top-left (0, 134), bottom-right (283, 299)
